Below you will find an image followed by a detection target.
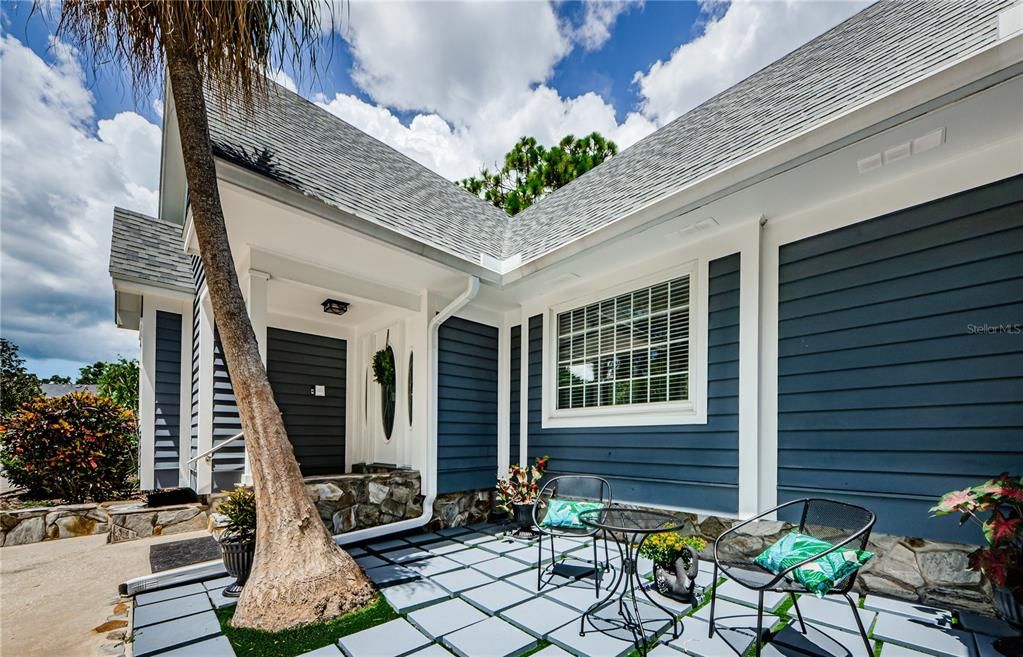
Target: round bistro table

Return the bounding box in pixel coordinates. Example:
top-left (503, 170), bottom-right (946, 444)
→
top-left (578, 506), bottom-right (686, 655)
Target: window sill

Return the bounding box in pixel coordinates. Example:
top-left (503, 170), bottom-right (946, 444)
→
top-left (541, 406), bottom-right (707, 429)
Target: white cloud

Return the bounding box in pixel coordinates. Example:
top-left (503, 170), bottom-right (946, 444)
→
top-left (0, 35), bottom-right (160, 374)
top-left (634, 0), bottom-right (869, 124)
top-left (571, 0), bottom-right (643, 51)
top-left (341, 1), bottom-right (569, 124)
top-left (315, 86), bottom-right (655, 181)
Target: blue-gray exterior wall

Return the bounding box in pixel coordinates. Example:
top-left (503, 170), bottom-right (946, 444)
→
top-left (509, 324), bottom-right (521, 468)
top-left (526, 254), bottom-right (742, 513)
top-left (777, 175), bottom-right (1023, 542)
top-left (437, 316), bottom-right (499, 494)
top-left (154, 310), bottom-right (182, 488)
top-left (188, 256), bottom-right (202, 489)
top-left (211, 330), bottom-right (244, 491)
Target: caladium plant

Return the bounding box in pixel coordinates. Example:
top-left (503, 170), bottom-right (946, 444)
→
top-left (932, 473), bottom-right (1023, 597)
top-left (496, 456), bottom-right (549, 512)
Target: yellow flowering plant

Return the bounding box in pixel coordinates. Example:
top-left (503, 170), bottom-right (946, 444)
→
top-left (639, 532), bottom-right (707, 567)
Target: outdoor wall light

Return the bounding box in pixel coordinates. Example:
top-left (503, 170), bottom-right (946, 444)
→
top-left (321, 299), bottom-right (349, 316)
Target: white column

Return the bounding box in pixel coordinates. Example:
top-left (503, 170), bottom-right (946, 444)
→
top-left (496, 319), bottom-right (511, 476)
top-left (736, 219), bottom-right (763, 518)
top-left (138, 303), bottom-right (157, 491)
top-left (518, 310), bottom-right (530, 468)
top-left (196, 293), bottom-right (215, 494)
top-left (242, 270), bottom-right (270, 486)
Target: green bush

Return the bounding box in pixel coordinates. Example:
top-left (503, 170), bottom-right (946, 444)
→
top-left (0, 391), bottom-right (137, 503)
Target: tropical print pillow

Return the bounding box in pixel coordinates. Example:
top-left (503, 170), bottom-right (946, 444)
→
top-left (539, 499), bottom-right (603, 529)
top-left (754, 531), bottom-right (873, 597)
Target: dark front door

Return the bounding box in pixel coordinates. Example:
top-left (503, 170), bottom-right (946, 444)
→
top-left (267, 327), bottom-right (346, 476)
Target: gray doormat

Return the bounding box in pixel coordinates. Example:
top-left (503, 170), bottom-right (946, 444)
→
top-left (150, 536), bottom-right (222, 572)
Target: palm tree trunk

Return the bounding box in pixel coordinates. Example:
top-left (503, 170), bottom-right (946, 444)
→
top-left (164, 40), bottom-right (374, 632)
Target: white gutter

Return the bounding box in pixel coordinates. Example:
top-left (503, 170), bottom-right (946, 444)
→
top-left (333, 275), bottom-right (480, 546)
top-left (120, 277), bottom-right (480, 595)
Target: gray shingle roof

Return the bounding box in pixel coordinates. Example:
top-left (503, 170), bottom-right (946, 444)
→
top-left (205, 87), bottom-right (511, 264)
top-left (506, 0), bottom-right (1013, 263)
top-left (113, 0), bottom-right (1013, 288)
top-left (109, 207), bottom-right (193, 292)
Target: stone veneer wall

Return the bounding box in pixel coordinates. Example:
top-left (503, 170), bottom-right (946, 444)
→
top-left (209, 470), bottom-right (424, 536)
top-left (429, 489), bottom-right (495, 530)
top-left (107, 504), bottom-right (209, 543)
top-left (0, 501), bottom-right (210, 546)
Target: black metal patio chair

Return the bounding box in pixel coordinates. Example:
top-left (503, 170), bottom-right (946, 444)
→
top-left (708, 498), bottom-right (876, 657)
top-left (532, 475), bottom-right (613, 596)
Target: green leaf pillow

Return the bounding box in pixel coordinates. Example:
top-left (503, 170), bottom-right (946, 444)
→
top-left (754, 531), bottom-right (874, 597)
top-left (539, 499), bottom-right (603, 529)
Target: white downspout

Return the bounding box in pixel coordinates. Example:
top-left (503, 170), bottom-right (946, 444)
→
top-left (120, 277), bottom-right (480, 594)
top-left (333, 275), bottom-right (479, 545)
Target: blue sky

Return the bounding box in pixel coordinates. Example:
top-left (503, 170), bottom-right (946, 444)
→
top-left (0, 0), bottom-right (866, 379)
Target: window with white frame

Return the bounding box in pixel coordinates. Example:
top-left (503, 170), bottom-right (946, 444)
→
top-left (554, 274), bottom-right (691, 412)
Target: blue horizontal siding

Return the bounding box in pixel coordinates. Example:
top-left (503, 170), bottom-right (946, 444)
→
top-left (438, 316), bottom-right (499, 494)
top-left (267, 328), bottom-right (346, 477)
top-left (509, 324), bottom-right (521, 468)
top-left (526, 254), bottom-right (741, 513)
top-left (154, 310), bottom-right (182, 488)
top-left (777, 175), bottom-right (1023, 543)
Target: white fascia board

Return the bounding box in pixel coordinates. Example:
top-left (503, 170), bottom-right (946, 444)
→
top-left (112, 278), bottom-right (194, 302)
top-left (214, 159), bottom-right (503, 285)
top-left (501, 35), bottom-right (1023, 285)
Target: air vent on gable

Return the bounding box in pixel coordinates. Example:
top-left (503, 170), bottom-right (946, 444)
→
top-left (857, 128), bottom-right (945, 174)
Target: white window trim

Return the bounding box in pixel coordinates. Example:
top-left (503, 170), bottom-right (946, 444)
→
top-left (541, 258), bottom-right (708, 428)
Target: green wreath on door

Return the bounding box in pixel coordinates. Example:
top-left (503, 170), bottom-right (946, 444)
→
top-left (372, 340), bottom-right (397, 440)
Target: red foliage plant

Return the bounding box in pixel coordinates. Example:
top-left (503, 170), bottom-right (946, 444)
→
top-left (932, 473), bottom-right (1023, 598)
top-left (0, 392), bottom-right (137, 503)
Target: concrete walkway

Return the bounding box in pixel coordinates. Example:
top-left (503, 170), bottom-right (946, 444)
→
top-left (1, 529), bottom-right (211, 657)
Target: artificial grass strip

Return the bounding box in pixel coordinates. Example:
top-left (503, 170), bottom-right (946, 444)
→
top-left (215, 595), bottom-right (398, 657)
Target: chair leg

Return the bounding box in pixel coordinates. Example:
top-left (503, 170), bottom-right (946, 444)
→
top-left (592, 537), bottom-right (599, 596)
top-left (755, 590), bottom-right (765, 657)
top-left (708, 562), bottom-right (719, 638)
top-left (790, 592), bottom-right (807, 634)
top-left (844, 593), bottom-right (872, 657)
top-left (536, 535), bottom-right (546, 591)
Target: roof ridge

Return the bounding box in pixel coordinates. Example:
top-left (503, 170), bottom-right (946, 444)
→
top-left (113, 206), bottom-right (182, 230)
top-left (258, 80), bottom-right (511, 226)
top-left (512, 2), bottom-right (882, 228)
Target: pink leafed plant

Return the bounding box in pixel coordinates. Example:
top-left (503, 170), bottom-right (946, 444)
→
top-left (496, 456), bottom-right (549, 512)
top-left (932, 473), bottom-right (1023, 596)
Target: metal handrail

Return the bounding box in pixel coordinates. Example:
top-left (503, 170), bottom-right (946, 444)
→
top-left (186, 431), bottom-right (244, 465)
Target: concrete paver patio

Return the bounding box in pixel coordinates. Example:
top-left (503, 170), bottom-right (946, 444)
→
top-left (124, 522), bottom-right (1016, 657)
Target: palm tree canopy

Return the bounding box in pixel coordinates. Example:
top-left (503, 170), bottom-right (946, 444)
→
top-left (52, 0), bottom-right (327, 105)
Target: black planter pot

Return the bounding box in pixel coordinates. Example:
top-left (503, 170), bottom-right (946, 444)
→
top-left (652, 547), bottom-right (700, 603)
top-left (511, 503), bottom-right (536, 537)
top-left (993, 587), bottom-right (1023, 656)
top-left (221, 538), bottom-right (255, 598)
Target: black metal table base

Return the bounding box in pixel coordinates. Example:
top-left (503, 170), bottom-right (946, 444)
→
top-left (579, 531), bottom-right (681, 655)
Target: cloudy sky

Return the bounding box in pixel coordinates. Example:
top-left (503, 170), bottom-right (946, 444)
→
top-left (0, 0), bottom-right (866, 379)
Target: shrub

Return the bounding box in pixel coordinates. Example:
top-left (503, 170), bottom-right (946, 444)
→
top-left (219, 485), bottom-right (256, 542)
top-left (0, 391), bottom-right (136, 503)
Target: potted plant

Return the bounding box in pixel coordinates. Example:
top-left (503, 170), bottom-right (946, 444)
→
top-left (496, 456), bottom-right (549, 536)
top-left (218, 485), bottom-right (256, 597)
top-left (933, 473), bottom-right (1022, 655)
top-left (639, 532), bottom-right (707, 602)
